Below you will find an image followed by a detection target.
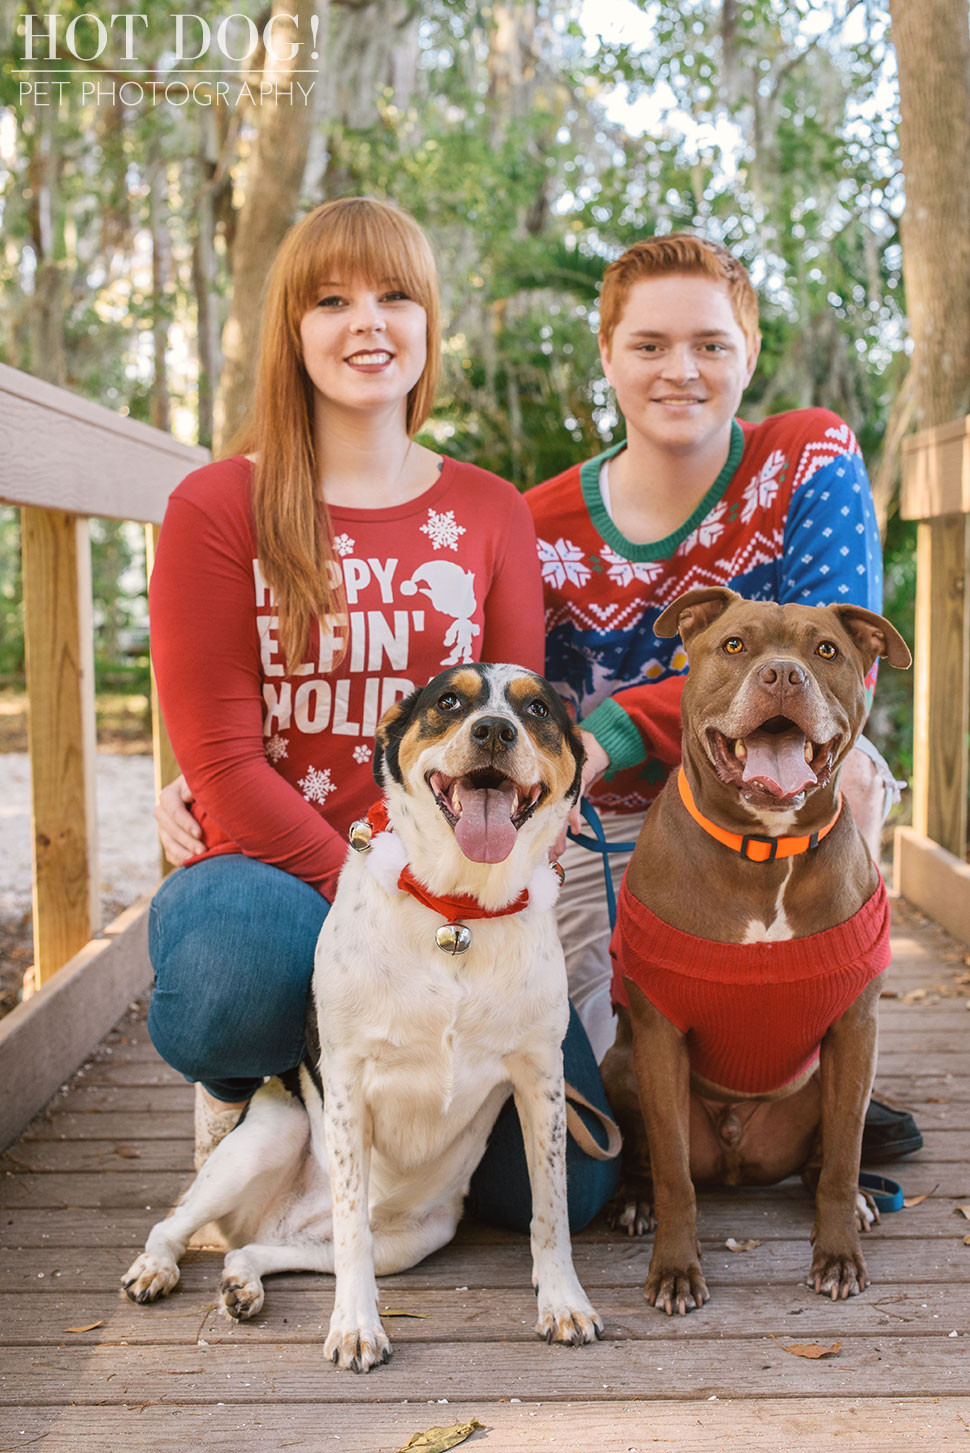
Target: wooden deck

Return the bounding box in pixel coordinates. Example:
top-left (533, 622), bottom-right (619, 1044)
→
top-left (2, 894), bottom-right (968, 1452)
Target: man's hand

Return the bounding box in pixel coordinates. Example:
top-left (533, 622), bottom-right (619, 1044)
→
top-left (155, 774), bottom-right (200, 866)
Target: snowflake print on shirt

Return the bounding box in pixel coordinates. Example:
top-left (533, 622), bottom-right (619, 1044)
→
top-left (265, 733), bottom-right (288, 763)
top-left (352, 744), bottom-right (372, 765)
top-left (298, 765), bottom-right (335, 805)
top-left (537, 537), bottom-right (592, 590)
top-left (421, 508), bottom-right (466, 551)
top-left (677, 501), bottom-right (729, 556)
top-left (600, 545), bottom-right (665, 588)
top-left (741, 449), bottom-right (786, 523)
top-left (333, 533), bottom-right (356, 558)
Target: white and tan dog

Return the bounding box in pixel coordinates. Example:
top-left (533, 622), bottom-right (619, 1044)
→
top-left (123, 663), bottom-right (601, 1371)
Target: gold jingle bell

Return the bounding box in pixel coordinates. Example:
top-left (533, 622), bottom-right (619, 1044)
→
top-left (435, 922), bottom-right (472, 955)
top-left (348, 819), bottom-right (373, 853)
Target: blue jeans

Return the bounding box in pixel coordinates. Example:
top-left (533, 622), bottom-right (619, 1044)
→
top-left (147, 853), bottom-right (617, 1231)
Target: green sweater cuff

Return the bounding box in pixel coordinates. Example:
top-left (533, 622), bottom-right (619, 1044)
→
top-left (581, 698), bottom-right (646, 778)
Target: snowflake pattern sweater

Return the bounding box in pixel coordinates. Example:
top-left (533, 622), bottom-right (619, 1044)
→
top-left (526, 409), bottom-right (883, 813)
top-left (149, 456), bottom-right (544, 901)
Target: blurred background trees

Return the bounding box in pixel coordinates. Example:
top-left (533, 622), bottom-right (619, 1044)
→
top-left (2, 0), bottom-right (967, 782)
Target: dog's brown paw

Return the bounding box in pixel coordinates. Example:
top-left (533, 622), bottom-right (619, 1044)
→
top-left (645, 1257), bottom-right (709, 1316)
top-left (121, 1252), bottom-right (180, 1304)
top-left (811, 1246), bottom-right (869, 1300)
top-left (607, 1192), bottom-right (655, 1238)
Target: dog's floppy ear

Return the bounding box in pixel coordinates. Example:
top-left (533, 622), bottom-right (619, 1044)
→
top-left (831, 604), bottom-right (912, 671)
top-left (373, 687), bottom-right (423, 790)
top-left (654, 587), bottom-right (741, 645)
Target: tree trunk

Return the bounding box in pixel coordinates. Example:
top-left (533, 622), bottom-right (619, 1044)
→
top-left (890, 0), bottom-right (970, 429)
top-left (214, 0), bottom-right (325, 451)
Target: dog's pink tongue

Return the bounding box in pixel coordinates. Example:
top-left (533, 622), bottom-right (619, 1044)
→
top-left (453, 782), bottom-right (518, 863)
top-left (742, 728), bottom-right (817, 799)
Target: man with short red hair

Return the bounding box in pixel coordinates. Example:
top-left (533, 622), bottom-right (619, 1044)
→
top-left (527, 233), bottom-right (919, 1161)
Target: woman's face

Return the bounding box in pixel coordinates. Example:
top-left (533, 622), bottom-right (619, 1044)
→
top-left (298, 276), bottom-right (428, 424)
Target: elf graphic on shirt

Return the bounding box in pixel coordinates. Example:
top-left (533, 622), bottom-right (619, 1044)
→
top-left (400, 561), bottom-right (480, 665)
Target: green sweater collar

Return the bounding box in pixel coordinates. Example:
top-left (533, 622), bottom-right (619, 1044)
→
top-left (579, 419), bottom-right (745, 562)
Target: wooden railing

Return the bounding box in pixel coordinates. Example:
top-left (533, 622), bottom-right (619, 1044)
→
top-left (0, 362), bottom-right (207, 1148)
top-left (894, 413), bottom-right (970, 946)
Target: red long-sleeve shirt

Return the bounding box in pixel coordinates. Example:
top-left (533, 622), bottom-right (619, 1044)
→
top-left (149, 455), bottom-right (544, 901)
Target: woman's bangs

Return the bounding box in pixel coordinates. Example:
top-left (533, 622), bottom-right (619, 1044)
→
top-left (293, 204), bottom-right (435, 316)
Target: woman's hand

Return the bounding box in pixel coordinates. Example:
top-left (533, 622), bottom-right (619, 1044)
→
top-left (155, 774), bottom-right (201, 866)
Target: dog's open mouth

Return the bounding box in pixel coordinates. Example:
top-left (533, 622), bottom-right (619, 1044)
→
top-left (428, 768), bottom-right (544, 863)
top-left (708, 717), bottom-right (839, 804)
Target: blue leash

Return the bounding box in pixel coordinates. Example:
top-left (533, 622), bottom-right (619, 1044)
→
top-left (567, 799), bottom-right (903, 1212)
top-left (566, 798), bottom-right (637, 932)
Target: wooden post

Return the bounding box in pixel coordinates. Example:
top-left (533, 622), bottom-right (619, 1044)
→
top-left (911, 515), bottom-right (970, 855)
top-left (145, 523), bottom-right (181, 877)
top-left (20, 507), bottom-right (100, 984)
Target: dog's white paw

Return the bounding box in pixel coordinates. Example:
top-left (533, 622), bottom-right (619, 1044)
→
top-left (220, 1271), bottom-right (265, 1321)
top-left (535, 1291), bottom-right (603, 1346)
top-left (855, 1189), bottom-right (880, 1231)
top-left (324, 1316), bottom-right (391, 1372)
top-left (121, 1252), bottom-right (180, 1304)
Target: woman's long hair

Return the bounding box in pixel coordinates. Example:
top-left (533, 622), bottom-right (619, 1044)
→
top-left (228, 197), bottom-right (442, 671)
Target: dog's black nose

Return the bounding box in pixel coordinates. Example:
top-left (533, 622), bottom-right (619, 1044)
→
top-left (758, 659), bottom-right (808, 690)
top-left (471, 715), bottom-right (518, 749)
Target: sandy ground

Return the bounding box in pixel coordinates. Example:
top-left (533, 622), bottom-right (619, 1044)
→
top-left (0, 751), bottom-right (160, 1013)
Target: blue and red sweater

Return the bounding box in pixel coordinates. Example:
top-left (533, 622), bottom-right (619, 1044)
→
top-left (526, 409), bottom-right (882, 814)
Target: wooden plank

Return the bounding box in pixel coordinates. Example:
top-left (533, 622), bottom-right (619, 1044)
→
top-left (0, 897), bottom-right (154, 1154)
top-left (0, 361), bottom-right (207, 524)
top-left (901, 413), bottom-right (970, 519)
top-left (2, 1334), bottom-right (969, 1404)
top-left (1, 1283), bottom-right (966, 1349)
top-left (2, 1398), bottom-right (968, 1453)
top-left (2, 1236), bottom-right (969, 1295)
top-left (910, 515), bottom-right (970, 857)
top-left (895, 828), bottom-right (970, 948)
top-left (145, 522), bottom-right (180, 882)
top-left (21, 507), bottom-right (99, 983)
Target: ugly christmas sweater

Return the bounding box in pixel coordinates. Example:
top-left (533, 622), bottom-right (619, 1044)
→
top-left (526, 409), bottom-right (883, 814)
top-left (149, 456), bottom-right (544, 902)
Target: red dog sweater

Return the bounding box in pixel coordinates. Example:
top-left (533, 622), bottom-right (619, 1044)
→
top-left (610, 877), bottom-right (891, 1095)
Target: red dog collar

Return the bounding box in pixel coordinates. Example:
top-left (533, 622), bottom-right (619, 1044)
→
top-left (677, 768), bottom-right (842, 863)
top-left (350, 800), bottom-right (537, 951)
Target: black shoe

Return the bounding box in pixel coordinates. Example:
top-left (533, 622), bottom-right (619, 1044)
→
top-left (860, 1096), bottom-right (923, 1164)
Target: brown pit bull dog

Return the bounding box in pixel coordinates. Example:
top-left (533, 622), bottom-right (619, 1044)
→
top-left (601, 587), bottom-right (911, 1316)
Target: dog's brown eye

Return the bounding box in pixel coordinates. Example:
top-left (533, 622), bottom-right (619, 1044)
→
top-left (816, 641), bottom-right (838, 660)
top-left (723, 637), bottom-right (744, 655)
top-left (437, 691), bottom-right (461, 711)
top-left (527, 699), bottom-right (549, 718)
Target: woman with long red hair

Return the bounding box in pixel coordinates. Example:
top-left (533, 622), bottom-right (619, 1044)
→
top-left (147, 198), bottom-right (618, 1230)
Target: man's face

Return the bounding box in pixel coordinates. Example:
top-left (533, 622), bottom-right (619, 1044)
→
top-left (599, 273), bottom-right (760, 458)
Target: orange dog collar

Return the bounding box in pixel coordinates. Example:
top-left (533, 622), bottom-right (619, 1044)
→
top-left (677, 768), bottom-right (842, 863)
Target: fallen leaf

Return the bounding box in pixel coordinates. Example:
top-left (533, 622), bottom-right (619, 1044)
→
top-left (904, 1193), bottom-right (931, 1207)
top-left (396, 1420), bottom-right (483, 1453)
top-left (64, 1321), bottom-right (103, 1333)
top-left (925, 1097), bottom-right (950, 1104)
top-left (955, 1205), bottom-right (970, 1221)
top-left (963, 1235), bottom-right (970, 1247)
top-left (899, 988), bottom-right (929, 1003)
top-left (725, 1237), bottom-right (761, 1253)
top-left (381, 1308), bottom-right (432, 1319)
top-left (113, 1146), bottom-right (141, 1159)
top-left (771, 1335), bottom-right (842, 1359)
